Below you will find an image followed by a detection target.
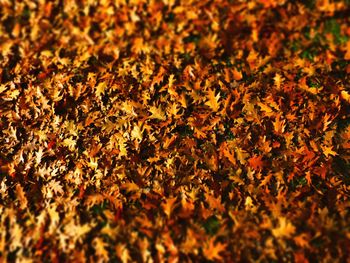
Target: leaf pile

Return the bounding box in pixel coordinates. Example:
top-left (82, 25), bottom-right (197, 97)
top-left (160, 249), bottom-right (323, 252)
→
top-left (1, 0), bottom-right (350, 262)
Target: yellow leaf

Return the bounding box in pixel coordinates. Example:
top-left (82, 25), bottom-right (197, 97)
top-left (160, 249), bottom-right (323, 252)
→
top-left (340, 90), bottom-right (350, 103)
top-left (95, 81), bottom-right (107, 97)
top-left (321, 145), bottom-right (337, 158)
top-left (235, 147), bottom-right (249, 165)
top-left (48, 180), bottom-right (64, 196)
top-left (121, 100), bottom-right (137, 117)
top-left (273, 73), bottom-right (284, 90)
top-left (178, 93), bottom-right (187, 108)
top-left (272, 217), bottom-right (295, 238)
top-left (48, 205), bottom-right (60, 233)
top-left (131, 124), bottom-right (143, 142)
top-left (258, 102), bottom-right (274, 117)
top-left (168, 74), bottom-right (176, 88)
top-left (149, 105), bottom-right (166, 120)
top-left (205, 88), bottom-right (221, 112)
top-left (116, 243), bottom-right (131, 263)
top-left (93, 237), bottom-right (109, 260)
top-left (62, 137), bottom-right (76, 151)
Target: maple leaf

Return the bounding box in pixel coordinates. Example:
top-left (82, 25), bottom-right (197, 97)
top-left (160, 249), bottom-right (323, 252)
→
top-left (203, 238), bottom-right (227, 261)
top-left (205, 88), bottom-right (221, 112)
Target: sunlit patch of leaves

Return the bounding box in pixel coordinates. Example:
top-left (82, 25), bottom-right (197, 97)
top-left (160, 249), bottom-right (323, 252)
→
top-left (0, 0), bottom-right (350, 262)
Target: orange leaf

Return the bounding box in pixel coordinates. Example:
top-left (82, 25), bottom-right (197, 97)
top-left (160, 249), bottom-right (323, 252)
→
top-left (162, 197), bottom-right (178, 218)
top-left (203, 238), bottom-right (227, 261)
top-left (248, 155), bottom-right (264, 170)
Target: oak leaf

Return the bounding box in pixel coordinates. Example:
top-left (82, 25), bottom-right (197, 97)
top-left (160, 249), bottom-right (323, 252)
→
top-left (149, 105), bottom-right (166, 120)
top-left (272, 217), bottom-right (296, 238)
top-left (248, 155), bottom-right (264, 170)
top-left (205, 88), bottom-right (221, 112)
top-left (203, 238), bottom-right (227, 261)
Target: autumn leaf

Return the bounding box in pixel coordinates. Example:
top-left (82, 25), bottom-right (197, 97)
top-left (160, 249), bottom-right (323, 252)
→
top-left (62, 137), bottom-right (76, 151)
top-left (340, 90), bottom-right (350, 103)
top-left (220, 142), bottom-right (236, 165)
top-left (116, 243), bottom-right (131, 263)
top-left (248, 155), bottom-right (264, 170)
top-left (131, 123), bottom-right (143, 142)
top-left (162, 197), bottom-right (178, 218)
top-left (47, 180), bottom-right (64, 197)
top-left (294, 233), bottom-right (310, 249)
top-left (305, 171), bottom-right (312, 186)
top-left (203, 238), bottom-right (227, 261)
top-left (273, 73), bottom-right (284, 90)
top-left (93, 237), bottom-right (109, 260)
top-left (258, 102), bottom-right (274, 117)
top-left (16, 184), bottom-right (28, 210)
top-left (232, 68), bottom-right (243, 80)
top-left (235, 147), bottom-right (249, 165)
top-left (205, 88), bottom-right (221, 112)
top-left (321, 145), bottom-right (337, 158)
top-left (273, 114), bottom-right (286, 134)
top-left (95, 81), bottom-right (107, 98)
top-left (149, 105), bottom-right (166, 120)
top-left (272, 217), bottom-right (296, 238)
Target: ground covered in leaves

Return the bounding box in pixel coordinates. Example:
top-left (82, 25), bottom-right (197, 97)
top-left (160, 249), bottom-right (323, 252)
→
top-left (1, 0), bottom-right (350, 262)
